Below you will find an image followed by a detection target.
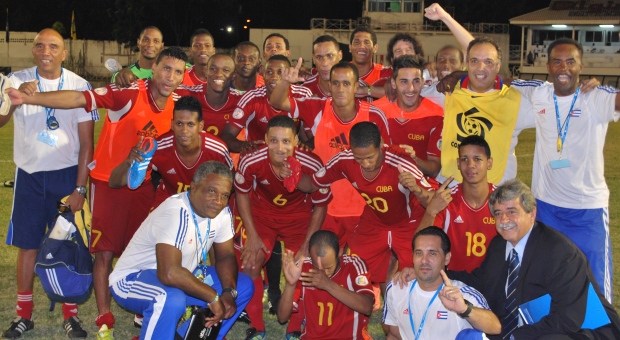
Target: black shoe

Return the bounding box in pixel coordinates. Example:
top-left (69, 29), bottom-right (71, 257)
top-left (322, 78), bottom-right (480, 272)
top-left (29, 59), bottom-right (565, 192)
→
top-left (237, 309), bottom-right (251, 324)
top-left (2, 317), bottom-right (34, 339)
top-left (63, 316), bottom-right (87, 339)
top-left (268, 297), bottom-right (280, 315)
top-left (244, 327), bottom-right (266, 340)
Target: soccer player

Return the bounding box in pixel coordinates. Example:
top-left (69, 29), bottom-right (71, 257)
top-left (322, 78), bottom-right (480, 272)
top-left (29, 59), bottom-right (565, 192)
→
top-left (349, 26), bottom-right (391, 101)
top-left (303, 35), bottom-right (343, 98)
top-left (270, 61), bottom-right (391, 247)
top-left (183, 28), bottom-right (216, 86)
top-left (372, 55), bottom-right (443, 178)
top-left (111, 26), bottom-right (164, 87)
top-left (109, 161), bottom-right (253, 340)
top-left (7, 47), bottom-right (188, 339)
top-left (175, 53), bottom-right (243, 137)
top-left (383, 227), bottom-right (500, 339)
top-left (109, 96), bottom-right (233, 209)
top-left (0, 28), bottom-right (96, 339)
top-left (278, 230), bottom-right (374, 340)
top-left (221, 55), bottom-right (312, 153)
top-left (234, 115), bottom-right (331, 339)
top-left (292, 122), bottom-right (433, 287)
top-left (232, 41), bottom-right (264, 92)
top-left (417, 135), bottom-right (496, 273)
top-left (262, 33), bottom-right (290, 61)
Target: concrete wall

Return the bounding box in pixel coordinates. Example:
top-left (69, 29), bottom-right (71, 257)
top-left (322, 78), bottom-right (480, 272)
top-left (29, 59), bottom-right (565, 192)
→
top-left (250, 28), bottom-right (511, 77)
top-left (0, 31), bottom-right (135, 79)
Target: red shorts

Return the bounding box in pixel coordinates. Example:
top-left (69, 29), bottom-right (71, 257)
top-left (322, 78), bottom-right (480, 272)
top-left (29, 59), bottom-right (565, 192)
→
top-left (234, 215), bottom-right (308, 265)
top-left (90, 177), bottom-right (154, 256)
top-left (321, 214), bottom-right (360, 248)
top-left (347, 220), bottom-right (415, 283)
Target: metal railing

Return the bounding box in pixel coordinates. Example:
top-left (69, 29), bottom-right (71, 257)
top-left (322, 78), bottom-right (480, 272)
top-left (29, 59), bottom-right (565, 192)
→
top-left (310, 18), bottom-right (509, 34)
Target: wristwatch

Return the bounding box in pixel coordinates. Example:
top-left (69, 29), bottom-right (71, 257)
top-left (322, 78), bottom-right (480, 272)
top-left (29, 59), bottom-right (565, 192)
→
top-left (75, 186), bottom-right (87, 197)
top-left (222, 288), bottom-right (238, 299)
top-left (458, 299), bottom-right (473, 318)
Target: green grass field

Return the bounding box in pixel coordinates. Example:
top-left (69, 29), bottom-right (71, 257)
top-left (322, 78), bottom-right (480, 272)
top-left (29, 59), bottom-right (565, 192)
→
top-left (0, 115), bottom-right (617, 339)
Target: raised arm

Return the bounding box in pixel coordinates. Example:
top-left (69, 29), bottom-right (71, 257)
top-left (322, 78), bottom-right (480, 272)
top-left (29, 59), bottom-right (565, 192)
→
top-left (425, 3), bottom-right (474, 55)
top-left (269, 57), bottom-right (305, 112)
top-left (438, 271), bottom-right (501, 335)
top-left (277, 249), bottom-right (303, 323)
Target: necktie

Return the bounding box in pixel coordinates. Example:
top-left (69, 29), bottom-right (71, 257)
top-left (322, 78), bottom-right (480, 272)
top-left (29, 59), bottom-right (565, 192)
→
top-left (502, 249), bottom-right (520, 338)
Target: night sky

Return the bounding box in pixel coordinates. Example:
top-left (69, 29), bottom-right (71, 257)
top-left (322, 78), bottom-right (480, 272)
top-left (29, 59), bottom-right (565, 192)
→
top-left (2, 0), bottom-right (551, 47)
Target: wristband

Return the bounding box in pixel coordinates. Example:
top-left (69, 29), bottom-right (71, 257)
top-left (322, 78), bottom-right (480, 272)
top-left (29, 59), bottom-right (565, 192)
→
top-left (207, 294), bottom-right (220, 307)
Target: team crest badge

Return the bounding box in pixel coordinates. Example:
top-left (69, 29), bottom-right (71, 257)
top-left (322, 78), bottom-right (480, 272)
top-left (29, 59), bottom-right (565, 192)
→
top-left (355, 275), bottom-right (368, 286)
top-left (94, 87), bottom-right (108, 95)
top-left (235, 173), bottom-right (245, 184)
top-left (319, 188), bottom-right (329, 194)
top-left (232, 108), bottom-right (244, 120)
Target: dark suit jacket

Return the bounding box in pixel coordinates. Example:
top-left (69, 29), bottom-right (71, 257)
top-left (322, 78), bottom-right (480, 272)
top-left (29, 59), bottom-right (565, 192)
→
top-left (449, 222), bottom-right (620, 340)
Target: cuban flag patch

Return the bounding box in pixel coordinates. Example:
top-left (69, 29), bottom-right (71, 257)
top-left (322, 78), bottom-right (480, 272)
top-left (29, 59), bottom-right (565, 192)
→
top-left (437, 311), bottom-right (448, 319)
top-left (570, 109), bottom-right (581, 117)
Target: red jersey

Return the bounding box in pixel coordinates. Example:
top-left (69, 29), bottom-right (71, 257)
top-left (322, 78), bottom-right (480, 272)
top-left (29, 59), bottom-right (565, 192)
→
top-left (175, 84), bottom-right (244, 136)
top-left (296, 255), bottom-right (373, 340)
top-left (229, 85), bottom-right (312, 141)
top-left (150, 130), bottom-right (233, 209)
top-left (434, 183), bottom-right (498, 272)
top-left (181, 66), bottom-right (207, 87)
top-left (373, 97), bottom-right (444, 160)
top-left (313, 145), bottom-right (433, 227)
top-left (84, 80), bottom-right (178, 182)
top-left (357, 63), bottom-right (392, 87)
top-left (289, 97), bottom-right (390, 145)
top-left (302, 74), bottom-right (330, 98)
top-left (357, 63), bottom-right (392, 102)
top-left (234, 145), bottom-right (332, 220)
top-left (290, 97), bottom-right (391, 217)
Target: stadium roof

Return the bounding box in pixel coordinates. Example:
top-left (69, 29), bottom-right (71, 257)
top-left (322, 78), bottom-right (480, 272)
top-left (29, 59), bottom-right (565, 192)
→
top-left (510, 0), bottom-right (620, 25)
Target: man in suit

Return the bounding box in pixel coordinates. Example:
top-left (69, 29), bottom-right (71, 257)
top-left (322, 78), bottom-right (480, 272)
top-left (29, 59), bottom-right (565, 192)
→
top-left (448, 179), bottom-right (620, 339)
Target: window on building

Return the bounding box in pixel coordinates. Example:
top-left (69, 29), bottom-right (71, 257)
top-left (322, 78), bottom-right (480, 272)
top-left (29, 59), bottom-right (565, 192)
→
top-left (368, 0), bottom-right (422, 13)
top-left (585, 31), bottom-right (603, 43)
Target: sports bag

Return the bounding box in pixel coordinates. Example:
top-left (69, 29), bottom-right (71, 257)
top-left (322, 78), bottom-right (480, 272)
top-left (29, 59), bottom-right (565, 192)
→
top-left (34, 199), bottom-right (93, 304)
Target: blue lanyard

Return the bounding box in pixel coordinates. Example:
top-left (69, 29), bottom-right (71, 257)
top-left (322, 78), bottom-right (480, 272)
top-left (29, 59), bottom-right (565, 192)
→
top-left (187, 191), bottom-right (211, 264)
top-left (553, 87), bottom-right (580, 155)
top-left (35, 68), bottom-right (64, 130)
top-left (408, 280), bottom-right (444, 340)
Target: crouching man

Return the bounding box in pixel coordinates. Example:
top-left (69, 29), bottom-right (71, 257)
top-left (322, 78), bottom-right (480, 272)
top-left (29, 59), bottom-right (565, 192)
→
top-left (108, 161), bottom-right (253, 339)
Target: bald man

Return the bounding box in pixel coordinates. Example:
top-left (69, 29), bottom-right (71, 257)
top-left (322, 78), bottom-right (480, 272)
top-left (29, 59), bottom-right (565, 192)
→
top-left (0, 28), bottom-right (97, 339)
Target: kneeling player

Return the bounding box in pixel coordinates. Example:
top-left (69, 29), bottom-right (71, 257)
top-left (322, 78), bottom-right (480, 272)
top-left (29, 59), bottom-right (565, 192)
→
top-left (278, 230), bottom-right (374, 339)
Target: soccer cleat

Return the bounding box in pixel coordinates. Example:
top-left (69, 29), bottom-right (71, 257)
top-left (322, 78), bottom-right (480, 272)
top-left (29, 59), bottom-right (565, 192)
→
top-left (286, 331), bottom-right (302, 340)
top-left (133, 314), bottom-right (143, 329)
top-left (244, 327), bottom-right (266, 340)
top-left (2, 317), bottom-right (34, 339)
top-left (63, 316), bottom-right (87, 339)
top-left (237, 309), bottom-right (251, 324)
top-left (268, 297), bottom-right (279, 315)
top-left (127, 137), bottom-right (157, 190)
top-left (96, 324), bottom-right (115, 340)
